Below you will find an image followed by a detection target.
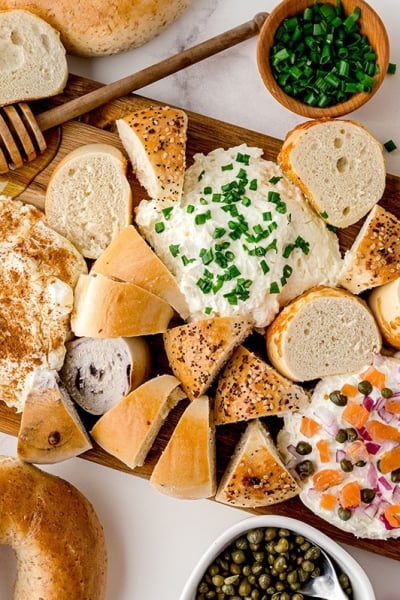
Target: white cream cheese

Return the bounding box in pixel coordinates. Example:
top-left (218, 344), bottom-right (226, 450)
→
top-left (136, 145), bottom-right (342, 328)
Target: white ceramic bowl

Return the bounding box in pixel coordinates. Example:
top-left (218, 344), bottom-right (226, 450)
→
top-left (179, 514), bottom-right (375, 600)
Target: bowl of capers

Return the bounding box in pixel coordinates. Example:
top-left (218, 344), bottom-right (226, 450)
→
top-left (179, 515), bottom-right (375, 600)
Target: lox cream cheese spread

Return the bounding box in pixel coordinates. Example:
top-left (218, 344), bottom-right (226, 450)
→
top-left (278, 354), bottom-right (400, 539)
top-left (136, 145), bottom-right (342, 328)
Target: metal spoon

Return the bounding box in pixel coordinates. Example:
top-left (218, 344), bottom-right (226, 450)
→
top-left (297, 546), bottom-right (349, 599)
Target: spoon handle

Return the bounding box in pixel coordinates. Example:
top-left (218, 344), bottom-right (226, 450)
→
top-left (36, 12), bottom-right (268, 132)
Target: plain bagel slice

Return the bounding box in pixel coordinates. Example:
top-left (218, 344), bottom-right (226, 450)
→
top-left (339, 204), bottom-right (400, 294)
top-left (0, 455), bottom-right (107, 598)
top-left (45, 143), bottom-right (132, 259)
top-left (0, 0), bottom-right (193, 56)
top-left (214, 345), bottom-right (310, 425)
top-left (215, 418), bottom-right (300, 508)
top-left (266, 286), bottom-right (382, 382)
top-left (0, 9), bottom-right (67, 105)
top-left (91, 374), bottom-right (185, 469)
top-left (92, 225), bottom-right (189, 319)
top-left (71, 273), bottom-right (174, 338)
top-left (277, 118), bottom-right (385, 228)
top-left (150, 395), bottom-right (216, 499)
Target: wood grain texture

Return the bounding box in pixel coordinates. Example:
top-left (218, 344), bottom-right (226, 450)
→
top-left (1, 74), bottom-right (400, 561)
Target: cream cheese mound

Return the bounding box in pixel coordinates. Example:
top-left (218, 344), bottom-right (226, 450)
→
top-left (136, 145), bottom-right (342, 328)
top-left (278, 354), bottom-right (400, 539)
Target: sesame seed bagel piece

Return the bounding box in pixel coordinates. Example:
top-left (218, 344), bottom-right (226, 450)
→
top-left (163, 315), bottom-right (254, 400)
top-left (339, 204), bottom-right (400, 294)
top-left (266, 286), bottom-right (382, 382)
top-left (117, 105), bottom-right (188, 202)
top-left (0, 455), bottom-right (107, 598)
top-left (215, 419), bottom-right (300, 508)
top-left (214, 345), bottom-right (310, 425)
top-left (278, 118), bottom-right (386, 228)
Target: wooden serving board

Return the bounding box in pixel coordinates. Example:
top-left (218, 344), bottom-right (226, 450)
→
top-left (1, 73), bottom-right (400, 561)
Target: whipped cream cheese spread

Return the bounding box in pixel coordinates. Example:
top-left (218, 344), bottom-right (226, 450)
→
top-left (136, 145), bottom-right (342, 328)
top-left (278, 354), bottom-right (400, 539)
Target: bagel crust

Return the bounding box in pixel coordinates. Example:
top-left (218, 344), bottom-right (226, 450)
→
top-left (0, 456), bottom-right (107, 599)
top-left (0, 0), bottom-right (193, 56)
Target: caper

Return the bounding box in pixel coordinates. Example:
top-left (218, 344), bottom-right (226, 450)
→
top-left (247, 528), bottom-right (264, 545)
top-left (295, 440), bottom-right (312, 455)
top-left (295, 459), bottom-right (315, 479)
top-left (304, 545), bottom-right (320, 561)
top-left (381, 387), bottom-right (393, 398)
top-left (238, 578), bottom-right (251, 596)
top-left (391, 468), bottom-right (400, 483)
top-left (232, 550), bottom-right (246, 564)
top-left (212, 575), bottom-right (224, 587)
top-left (355, 460), bottom-right (366, 467)
top-left (273, 555), bottom-right (287, 573)
top-left (265, 527), bottom-right (278, 541)
top-left (329, 390), bottom-right (348, 406)
top-left (345, 427), bottom-right (358, 442)
top-left (301, 559), bottom-right (315, 573)
top-left (338, 506), bottom-right (352, 521)
top-left (361, 488), bottom-right (376, 503)
top-left (225, 575), bottom-right (239, 585)
top-left (358, 379), bottom-right (373, 395)
top-left (274, 537), bottom-right (289, 553)
top-left (251, 562), bottom-right (264, 576)
top-left (292, 595), bottom-right (305, 600)
top-left (335, 428), bottom-right (348, 443)
top-left (221, 583), bottom-right (236, 595)
top-left (258, 573), bottom-right (271, 589)
top-left (235, 537), bottom-right (249, 550)
top-left (340, 458), bottom-right (354, 472)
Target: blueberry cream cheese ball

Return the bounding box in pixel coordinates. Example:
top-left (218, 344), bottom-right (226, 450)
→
top-left (135, 144), bottom-right (342, 328)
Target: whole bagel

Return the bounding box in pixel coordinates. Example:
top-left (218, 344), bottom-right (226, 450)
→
top-left (0, 456), bottom-right (107, 599)
top-left (0, 0), bottom-right (193, 56)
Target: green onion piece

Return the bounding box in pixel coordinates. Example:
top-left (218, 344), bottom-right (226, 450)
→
top-left (169, 244), bottom-right (180, 257)
top-left (383, 139), bottom-right (397, 152)
top-left (387, 62), bottom-right (397, 74)
top-left (269, 281), bottom-right (280, 294)
top-left (154, 222), bottom-right (165, 233)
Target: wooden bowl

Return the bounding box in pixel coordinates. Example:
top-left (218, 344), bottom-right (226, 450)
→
top-left (257, 0), bottom-right (390, 118)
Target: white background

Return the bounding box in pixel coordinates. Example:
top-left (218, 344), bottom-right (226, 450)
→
top-left (1, 0), bottom-right (400, 598)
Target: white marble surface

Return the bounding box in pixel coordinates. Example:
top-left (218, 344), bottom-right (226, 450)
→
top-left (1, 1), bottom-right (400, 598)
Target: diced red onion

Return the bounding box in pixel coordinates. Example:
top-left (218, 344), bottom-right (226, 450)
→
top-left (363, 395), bottom-right (375, 411)
top-left (365, 441), bottom-right (381, 455)
top-left (313, 406), bottom-right (339, 436)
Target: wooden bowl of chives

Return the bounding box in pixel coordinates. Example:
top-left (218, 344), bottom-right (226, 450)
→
top-left (257, 0), bottom-right (390, 118)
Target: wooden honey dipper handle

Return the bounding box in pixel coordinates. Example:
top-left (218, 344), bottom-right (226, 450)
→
top-left (36, 12), bottom-right (268, 133)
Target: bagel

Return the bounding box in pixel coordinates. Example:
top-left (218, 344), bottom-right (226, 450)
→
top-left (0, 456), bottom-right (107, 599)
top-left (0, 0), bottom-right (193, 56)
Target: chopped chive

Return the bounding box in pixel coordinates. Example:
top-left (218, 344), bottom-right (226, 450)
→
top-left (154, 222), bottom-right (165, 233)
top-left (260, 259), bottom-right (270, 274)
top-left (162, 206), bottom-right (174, 219)
top-left (204, 306), bottom-right (212, 315)
top-left (249, 179), bottom-right (258, 190)
top-left (235, 152), bottom-right (250, 165)
top-left (269, 281), bottom-right (280, 294)
top-left (199, 248), bottom-right (214, 265)
top-left (195, 210), bottom-right (211, 225)
top-left (269, 175), bottom-right (282, 184)
top-left (269, 1), bottom-right (379, 108)
top-left (186, 204), bottom-right (195, 213)
top-left (221, 163), bottom-right (234, 171)
top-left (387, 62), bottom-right (397, 75)
top-left (198, 170), bottom-right (205, 181)
top-left (203, 186), bottom-right (213, 195)
top-left (383, 139), bottom-right (397, 152)
top-left (169, 244), bottom-right (180, 257)
top-left (182, 255), bottom-right (195, 266)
